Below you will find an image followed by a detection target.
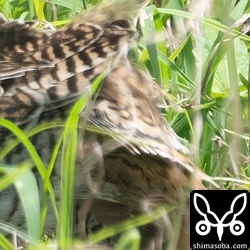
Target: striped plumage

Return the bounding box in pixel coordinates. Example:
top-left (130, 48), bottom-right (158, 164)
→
top-left (0, 0), bottom-right (207, 248)
top-left (0, 4), bottom-right (134, 124)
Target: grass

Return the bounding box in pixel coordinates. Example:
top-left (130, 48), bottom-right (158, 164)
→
top-left (0, 0), bottom-right (250, 249)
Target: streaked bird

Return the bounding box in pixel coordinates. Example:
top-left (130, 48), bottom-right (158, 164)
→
top-left (0, 0), bottom-right (209, 248)
top-left (0, 0), bottom-right (141, 124)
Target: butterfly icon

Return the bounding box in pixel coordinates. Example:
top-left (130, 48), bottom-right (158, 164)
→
top-left (193, 193), bottom-right (247, 241)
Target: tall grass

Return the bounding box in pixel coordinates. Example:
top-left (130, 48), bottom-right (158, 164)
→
top-left (0, 0), bottom-right (250, 249)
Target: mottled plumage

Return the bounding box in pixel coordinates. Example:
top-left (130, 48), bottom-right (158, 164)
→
top-left (0, 4), bottom-right (135, 124)
top-left (0, 1), bottom-right (208, 249)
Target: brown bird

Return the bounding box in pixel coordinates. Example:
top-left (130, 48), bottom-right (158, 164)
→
top-left (0, 0), bottom-right (139, 125)
top-left (0, 0), bottom-right (210, 249)
top-left (75, 62), bottom-right (206, 249)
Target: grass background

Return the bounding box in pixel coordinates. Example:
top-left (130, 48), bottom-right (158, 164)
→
top-left (0, 0), bottom-right (250, 249)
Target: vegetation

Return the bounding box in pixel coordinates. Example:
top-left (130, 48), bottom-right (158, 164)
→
top-left (0, 0), bottom-right (250, 249)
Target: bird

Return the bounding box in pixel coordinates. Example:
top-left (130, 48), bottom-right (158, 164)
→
top-left (0, 0), bottom-right (211, 249)
top-left (0, 0), bottom-right (140, 125)
top-left (75, 61), bottom-right (206, 249)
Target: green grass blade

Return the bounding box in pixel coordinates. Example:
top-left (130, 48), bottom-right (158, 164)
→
top-left (116, 229), bottom-right (141, 250)
top-left (2, 162), bottom-right (40, 242)
top-left (57, 74), bottom-right (104, 247)
top-left (0, 119), bottom-right (57, 237)
top-left (0, 161), bottom-right (33, 192)
top-left (49, 0), bottom-right (84, 12)
top-left (0, 232), bottom-right (13, 250)
top-left (140, 5), bottom-right (161, 84)
top-left (157, 49), bottom-right (195, 89)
